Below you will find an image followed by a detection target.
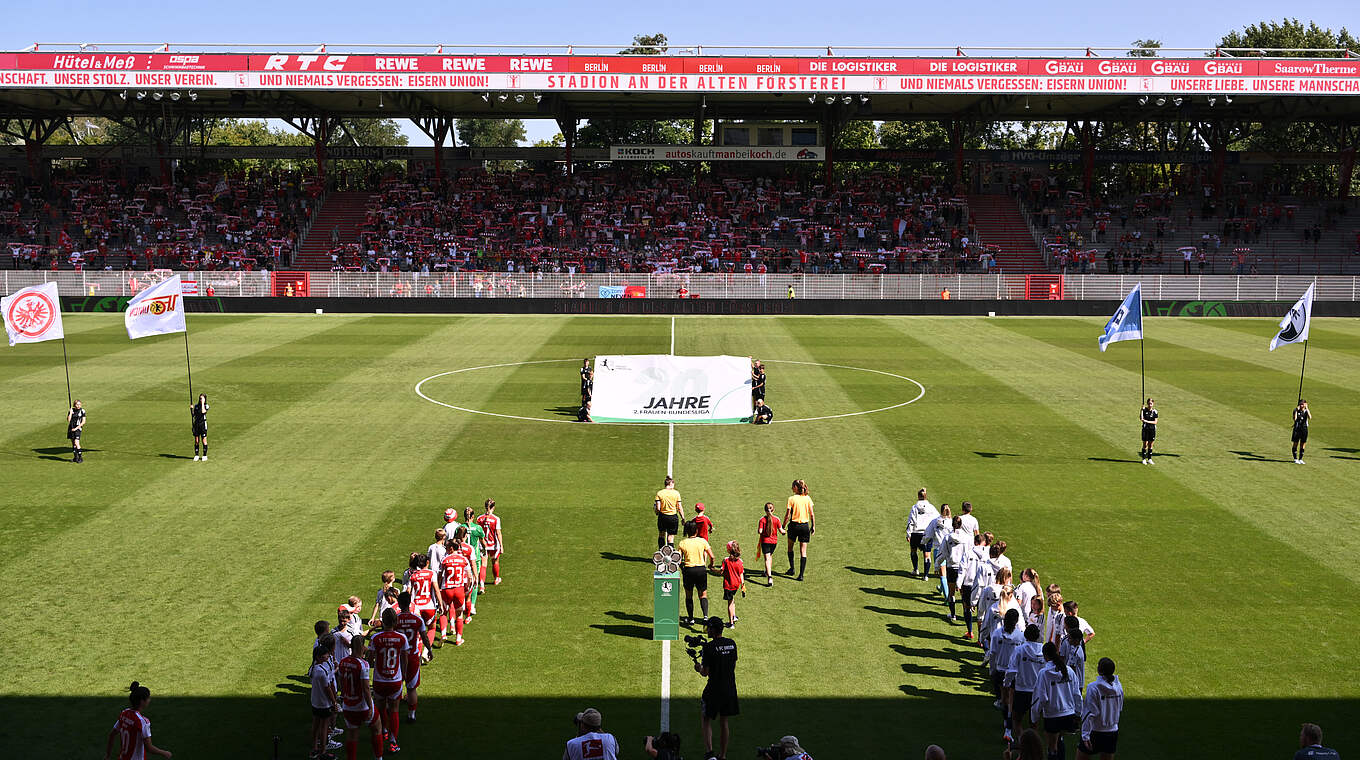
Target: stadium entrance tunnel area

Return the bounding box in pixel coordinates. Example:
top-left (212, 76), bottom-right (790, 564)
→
top-left (415, 358), bottom-right (925, 424)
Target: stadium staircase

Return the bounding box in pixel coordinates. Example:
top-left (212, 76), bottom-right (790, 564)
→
top-left (295, 191), bottom-right (373, 269)
top-left (969, 194), bottom-right (1046, 273)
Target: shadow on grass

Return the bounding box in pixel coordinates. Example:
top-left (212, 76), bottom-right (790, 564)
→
top-left (599, 551), bottom-right (653, 564)
top-left (589, 623), bottom-right (652, 639)
top-left (544, 405), bottom-right (582, 417)
top-left (860, 586), bottom-right (939, 604)
top-left (1229, 450), bottom-right (1293, 463)
top-left (2, 694), bottom-right (1356, 760)
top-left (1324, 447), bottom-right (1360, 454)
top-left (1087, 457), bottom-right (1142, 463)
top-left (866, 604), bottom-right (941, 621)
top-left (158, 453), bottom-right (195, 460)
top-left (973, 451), bottom-right (1023, 458)
top-left (845, 565), bottom-right (911, 579)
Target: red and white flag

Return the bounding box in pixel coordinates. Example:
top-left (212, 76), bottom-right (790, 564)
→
top-left (2, 282), bottom-right (65, 347)
top-left (125, 275), bottom-right (187, 340)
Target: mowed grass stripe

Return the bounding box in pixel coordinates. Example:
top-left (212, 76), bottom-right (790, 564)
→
top-left (1, 316), bottom-right (486, 696)
top-left (665, 316), bottom-right (947, 759)
top-left (0, 313), bottom-right (258, 385)
top-left (675, 318), bottom-right (934, 696)
top-left (0, 315), bottom-right (378, 551)
top-left (898, 318), bottom-right (1356, 693)
top-left (1012, 317), bottom-right (1360, 442)
top-left (252, 317), bottom-right (676, 755)
top-left (0, 314), bottom-right (316, 440)
top-left (1160, 318), bottom-right (1360, 392)
top-left (988, 317), bottom-right (1360, 565)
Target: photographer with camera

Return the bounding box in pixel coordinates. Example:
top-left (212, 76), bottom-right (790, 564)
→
top-left (564, 707), bottom-right (618, 760)
top-left (756, 735), bottom-right (813, 760)
top-left (692, 616), bottom-right (738, 760)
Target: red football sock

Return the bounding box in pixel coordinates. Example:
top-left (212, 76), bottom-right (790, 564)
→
top-left (478, 563), bottom-right (487, 583)
top-left (388, 710), bottom-right (400, 740)
top-left (346, 739), bottom-right (358, 760)
top-left (370, 729), bottom-right (383, 757)
top-left (455, 614), bottom-right (464, 636)
top-left (436, 613), bottom-right (447, 636)
top-left (493, 559), bottom-right (501, 579)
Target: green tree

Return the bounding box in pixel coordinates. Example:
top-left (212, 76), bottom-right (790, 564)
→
top-left (1127, 39), bottom-right (1162, 57)
top-left (1217, 20), bottom-right (1359, 195)
top-left (577, 33), bottom-right (704, 165)
top-left (878, 121), bottom-right (950, 150)
top-left (454, 119), bottom-right (527, 147)
top-left (620, 34), bottom-right (668, 55)
top-left (1218, 19), bottom-right (1357, 55)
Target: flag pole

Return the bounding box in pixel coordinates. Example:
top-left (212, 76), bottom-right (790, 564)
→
top-left (1296, 339), bottom-right (1308, 401)
top-left (1140, 338), bottom-right (1146, 403)
top-left (60, 337), bottom-right (72, 408)
top-left (183, 325), bottom-right (194, 419)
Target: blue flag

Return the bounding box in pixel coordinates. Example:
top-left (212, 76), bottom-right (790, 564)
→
top-left (1098, 284), bottom-right (1143, 352)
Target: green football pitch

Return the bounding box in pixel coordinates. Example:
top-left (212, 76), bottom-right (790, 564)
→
top-left (2, 313), bottom-right (1357, 759)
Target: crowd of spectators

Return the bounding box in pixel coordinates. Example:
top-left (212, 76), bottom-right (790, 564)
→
top-left (320, 167), bottom-right (998, 275)
top-left (0, 166), bottom-right (317, 272)
top-left (1019, 168), bottom-right (1357, 275)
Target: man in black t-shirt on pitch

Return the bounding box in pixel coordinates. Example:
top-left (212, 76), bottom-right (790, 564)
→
top-left (751, 360), bottom-right (766, 407)
top-left (696, 616), bottom-right (738, 760)
top-left (580, 358), bottom-right (593, 404)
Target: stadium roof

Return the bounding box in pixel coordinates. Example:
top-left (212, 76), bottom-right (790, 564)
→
top-left (1, 44), bottom-right (1358, 128)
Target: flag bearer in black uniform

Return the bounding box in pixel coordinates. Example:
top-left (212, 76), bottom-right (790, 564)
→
top-left (1140, 398), bottom-right (1158, 465)
top-left (66, 399), bottom-right (85, 463)
top-left (1292, 399), bottom-right (1311, 465)
top-left (192, 394), bottom-right (210, 461)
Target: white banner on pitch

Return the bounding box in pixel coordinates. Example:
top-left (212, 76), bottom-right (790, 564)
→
top-left (592, 355), bottom-right (752, 423)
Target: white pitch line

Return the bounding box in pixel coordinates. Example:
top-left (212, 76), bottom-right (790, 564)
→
top-left (661, 314), bottom-right (676, 731)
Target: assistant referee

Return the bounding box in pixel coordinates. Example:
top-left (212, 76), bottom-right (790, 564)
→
top-left (784, 479), bottom-right (815, 580)
top-left (655, 476), bottom-right (684, 549)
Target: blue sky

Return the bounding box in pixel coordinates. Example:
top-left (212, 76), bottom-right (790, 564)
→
top-left (5, 1), bottom-right (1354, 144)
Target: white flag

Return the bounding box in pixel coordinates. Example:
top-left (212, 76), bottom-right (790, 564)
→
top-left (125, 275), bottom-right (187, 340)
top-left (1269, 282), bottom-right (1315, 351)
top-left (2, 282), bottom-right (65, 347)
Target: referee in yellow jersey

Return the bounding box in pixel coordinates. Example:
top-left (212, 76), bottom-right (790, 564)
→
top-left (678, 520), bottom-right (716, 625)
top-left (783, 479), bottom-right (816, 580)
top-left (655, 476), bottom-right (685, 549)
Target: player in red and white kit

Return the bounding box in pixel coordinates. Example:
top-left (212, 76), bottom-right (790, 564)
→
top-left (439, 538), bottom-right (474, 645)
top-left (393, 591), bottom-right (427, 721)
top-left (105, 682), bottom-right (172, 760)
top-left (337, 636), bottom-right (384, 760)
top-left (369, 609), bottom-right (410, 755)
top-left (405, 554), bottom-right (441, 641)
top-left (475, 498), bottom-right (503, 590)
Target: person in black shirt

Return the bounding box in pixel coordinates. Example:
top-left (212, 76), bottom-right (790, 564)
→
top-left (1292, 399), bottom-right (1312, 465)
top-left (191, 394), bottom-right (210, 461)
top-left (752, 399), bottom-right (773, 425)
top-left (696, 616), bottom-right (738, 760)
top-left (751, 361), bottom-right (766, 408)
top-left (1140, 398), bottom-right (1158, 465)
top-left (580, 359), bottom-right (593, 404)
top-left (578, 400), bottom-right (593, 423)
top-left (66, 399), bottom-right (86, 463)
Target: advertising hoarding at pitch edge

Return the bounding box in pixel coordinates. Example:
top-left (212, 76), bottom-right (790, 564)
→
top-left (0, 53), bottom-right (1357, 95)
top-left (591, 355), bottom-right (753, 424)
